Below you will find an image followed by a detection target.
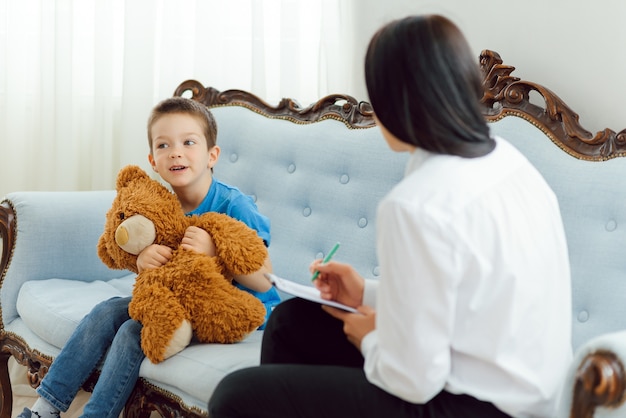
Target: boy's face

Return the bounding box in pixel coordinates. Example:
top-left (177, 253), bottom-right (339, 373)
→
top-left (148, 113), bottom-right (219, 191)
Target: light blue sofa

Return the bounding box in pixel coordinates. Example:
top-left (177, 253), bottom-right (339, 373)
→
top-left (1, 50), bottom-right (625, 417)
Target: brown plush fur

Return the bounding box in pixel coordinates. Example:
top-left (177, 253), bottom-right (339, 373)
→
top-left (97, 165), bottom-right (267, 363)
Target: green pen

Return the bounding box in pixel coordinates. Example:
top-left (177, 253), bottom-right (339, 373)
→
top-left (311, 242), bottom-right (340, 281)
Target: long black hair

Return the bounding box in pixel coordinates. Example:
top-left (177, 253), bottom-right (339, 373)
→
top-left (365, 15), bottom-right (494, 158)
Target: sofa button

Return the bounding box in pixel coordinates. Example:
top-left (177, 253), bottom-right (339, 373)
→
top-left (606, 219), bottom-right (617, 231)
top-left (287, 163), bottom-right (296, 173)
top-left (229, 153), bottom-right (238, 162)
top-left (340, 174), bottom-right (349, 184)
top-left (302, 207), bottom-right (311, 217)
top-left (577, 310), bottom-right (589, 323)
top-left (358, 217), bottom-right (368, 228)
top-left (250, 194), bottom-right (257, 202)
top-left (316, 251), bottom-right (324, 260)
top-left (372, 266), bottom-right (380, 276)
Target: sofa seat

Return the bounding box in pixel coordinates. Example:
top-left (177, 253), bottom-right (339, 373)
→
top-left (139, 332), bottom-right (263, 412)
top-left (17, 276), bottom-right (134, 348)
top-left (13, 275), bottom-right (264, 412)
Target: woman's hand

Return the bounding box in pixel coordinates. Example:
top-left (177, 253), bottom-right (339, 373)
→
top-left (137, 244), bottom-right (173, 273)
top-left (322, 305), bottom-right (376, 350)
top-left (310, 260), bottom-right (365, 308)
top-left (180, 226), bottom-right (216, 256)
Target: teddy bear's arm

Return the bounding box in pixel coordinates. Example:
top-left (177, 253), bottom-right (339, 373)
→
top-left (193, 212), bottom-right (268, 276)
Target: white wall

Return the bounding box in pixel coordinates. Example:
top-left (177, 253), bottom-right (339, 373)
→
top-left (1, 1), bottom-right (623, 199)
top-left (350, 0), bottom-right (626, 134)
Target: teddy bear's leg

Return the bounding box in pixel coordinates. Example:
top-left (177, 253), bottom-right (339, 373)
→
top-left (176, 267), bottom-right (266, 344)
top-left (163, 319), bottom-right (192, 360)
top-left (129, 281), bottom-right (191, 363)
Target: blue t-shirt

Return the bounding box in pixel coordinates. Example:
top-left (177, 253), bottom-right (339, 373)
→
top-left (185, 178), bottom-right (280, 328)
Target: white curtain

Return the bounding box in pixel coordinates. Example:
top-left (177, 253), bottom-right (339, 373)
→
top-left (0, 0), bottom-right (356, 197)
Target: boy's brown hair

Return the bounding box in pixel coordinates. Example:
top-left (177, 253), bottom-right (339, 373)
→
top-left (147, 97), bottom-right (218, 152)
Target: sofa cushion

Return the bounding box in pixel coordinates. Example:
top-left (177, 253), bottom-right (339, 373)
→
top-left (16, 274), bottom-right (262, 414)
top-left (16, 275), bottom-right (135, 348)
top-left (139, 331), bottom-right (263, 411)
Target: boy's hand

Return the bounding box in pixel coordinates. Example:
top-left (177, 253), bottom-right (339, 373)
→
top-left (181, 226), bottom-right (216, 256)
top-left (137, 244), bottom-right (173, 273)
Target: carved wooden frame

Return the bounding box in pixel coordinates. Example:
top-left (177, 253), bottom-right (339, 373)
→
top-left (479, 49), bottom-right (626, 418)
top-left (571, 351), bottom-right (626, 418)
top-left (1, 50), bottom-right (625, 418)
top-left (173, 80), bottom-right (376, 129)
top-left (479, 49), bottom-right (626, 161)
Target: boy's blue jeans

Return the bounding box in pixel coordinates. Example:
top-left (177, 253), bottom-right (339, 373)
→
top-left (35, 296), bottom-right (142, 418)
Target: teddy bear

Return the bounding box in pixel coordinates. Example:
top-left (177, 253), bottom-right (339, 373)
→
top-left (97, 165), bottom-right (268, 364)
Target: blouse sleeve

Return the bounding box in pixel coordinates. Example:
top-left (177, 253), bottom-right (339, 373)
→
top-left (362, 279), bottom-right (379, 307)
top-left (360, 196), bottom-right (462, 403)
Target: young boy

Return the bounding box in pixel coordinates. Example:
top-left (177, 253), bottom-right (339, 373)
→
top-left (18, 97), bottom-right (280, 418)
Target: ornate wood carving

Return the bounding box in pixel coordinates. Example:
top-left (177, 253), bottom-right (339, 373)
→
top-left (0, 201), bottom-right (17, 418)
top-left (479, 49), bottom-right (626, 161)
top-left (0, 333), bottom-right (53, 418)
top-left (124, 379), bottom-right (207, 418)
top-left (173, 80), bottom-right (375, 129)
top-left (570, 350), bottom-right (626, 418)
top-left (0, 352), bottom-right (12, 418)
top-left (0, 201), bottom-right (15, 298)
top-left (176, 52), bottom-right (626, 161)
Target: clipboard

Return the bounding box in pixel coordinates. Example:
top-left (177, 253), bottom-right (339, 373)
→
top-left (265, 273), bottom-right (358, 313)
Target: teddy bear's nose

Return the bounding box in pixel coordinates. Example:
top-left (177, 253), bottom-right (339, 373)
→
top-left (115, 226), bottom-right (130, 246)
top-left (114, 214), bottom-right (157, 255)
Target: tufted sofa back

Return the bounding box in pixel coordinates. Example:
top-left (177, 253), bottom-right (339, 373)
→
top-left (194, 82), bottom-right (626, 354)
top-left (207, 104), bottom-right (408, 287)
top-left (489, 116), bottom-right (626, 350)
top-left (207, 100), bottom-right (626, 353)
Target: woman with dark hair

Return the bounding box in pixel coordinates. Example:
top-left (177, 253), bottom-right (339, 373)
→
top-left (365, 14), bottom-right (494, 158)
top-left (209, 15), bottom-right (572, 418)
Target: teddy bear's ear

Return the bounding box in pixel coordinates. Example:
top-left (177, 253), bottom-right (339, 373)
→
top-left (116, 165), bottom-right (150, 191)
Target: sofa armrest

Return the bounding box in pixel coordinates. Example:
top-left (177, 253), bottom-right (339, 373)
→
top-left (562, 330), bottom-right (626, 418)
top-left (0, 191), bottom-right (130, 329)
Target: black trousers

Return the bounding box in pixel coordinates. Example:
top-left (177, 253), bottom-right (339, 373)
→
top-left (209, 298), bottom-right (512, 418)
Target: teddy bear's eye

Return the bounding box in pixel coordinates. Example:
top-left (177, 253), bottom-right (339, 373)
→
top-left (119, 212), bottom-right (125, 220)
